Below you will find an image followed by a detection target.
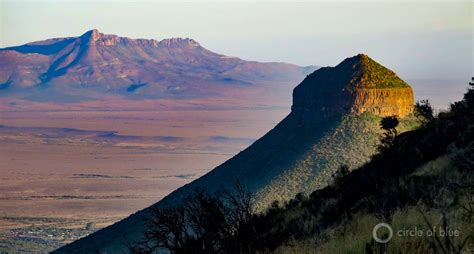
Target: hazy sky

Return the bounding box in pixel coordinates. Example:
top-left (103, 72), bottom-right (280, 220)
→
top-left (0, 1), bottom-right (472, 80)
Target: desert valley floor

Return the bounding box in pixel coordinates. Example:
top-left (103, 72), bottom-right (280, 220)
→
top-left (0, 108), bottom-right (288, 251)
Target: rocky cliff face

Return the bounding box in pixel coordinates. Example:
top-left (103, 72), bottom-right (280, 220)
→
top-left (292, 54), bottom-right (414, 126)
top-left (352, 87), bottom-right (414, 116)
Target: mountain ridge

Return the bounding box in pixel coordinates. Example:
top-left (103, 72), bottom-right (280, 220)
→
top-left (0, 29), bottom-right (317, 101)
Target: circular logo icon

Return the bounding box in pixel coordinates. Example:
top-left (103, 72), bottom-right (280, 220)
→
top-left (372, 223), bottom-right (393, 243)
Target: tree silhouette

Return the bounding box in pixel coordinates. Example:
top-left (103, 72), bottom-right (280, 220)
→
top-left (380, 116), bottom-right (399, 134)
top-left (378, 116), bottom-right (399, 152)
top-left (131, 184), bottom-right (259, 254)
top-left (414, 99), bottom-right (434, 123)
top-left (466, 77), bottom-right (474, 108)
top-left (130, 206), bottom-right (190, 254)
top-left (332, 164), bottom-right (350, 184)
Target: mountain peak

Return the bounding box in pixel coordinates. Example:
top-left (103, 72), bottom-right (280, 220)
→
top-left (336, 53), bottom-right (409, 90)
top-left (339, 53), bottom-right (377, 65)
top-left (80, 29), bottom-right (103, 42)
top-left (344, 53), bottom-right (370, 62)
top-left (343, 53), bottom-right (375, 70)
top-left (292, 54), bottom-right (414, 123)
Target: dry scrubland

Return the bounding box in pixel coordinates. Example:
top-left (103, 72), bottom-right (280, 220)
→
top-left (0, 108), bottom-right (288, 252)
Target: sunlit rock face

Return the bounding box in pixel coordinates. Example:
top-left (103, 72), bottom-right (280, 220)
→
top-left (292, 54), bottom-right (414, 126)
top-left (352, 87), bottom-right (414, 117)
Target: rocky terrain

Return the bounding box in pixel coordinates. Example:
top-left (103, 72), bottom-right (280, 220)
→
top-left (54, 54), bottom-right (418, 253)
top-left (292, 54), bottom-right (413, 124)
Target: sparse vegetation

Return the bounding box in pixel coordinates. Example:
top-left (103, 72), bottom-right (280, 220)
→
top-left (135, 79), bottom-right (474, 253)
top-left (255, 112), bottom-right (418, 210)
top-left (354, 54), bottom-right (411, 89)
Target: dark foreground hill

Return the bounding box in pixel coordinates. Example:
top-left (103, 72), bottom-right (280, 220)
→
top-left (221, 79), bottom-right (474, 253)
top-left (54, 54), bottom-right (416, 253)
top-left (0, 29), bottom-right (315, 101)
top-left (129, 80), bottom-right (474, 254)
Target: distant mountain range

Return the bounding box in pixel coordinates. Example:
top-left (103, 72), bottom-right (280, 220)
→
top-left (0, 29), bottom-right (316, 101)
top-left (54, 54), bottom-right (416, 253)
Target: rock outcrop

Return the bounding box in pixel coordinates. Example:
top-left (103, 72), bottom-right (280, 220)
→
top-left (292, 54), bottom-right (413, 126)
top-left (352, 87), bottom-right (414, 116)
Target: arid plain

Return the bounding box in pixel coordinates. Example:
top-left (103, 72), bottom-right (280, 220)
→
top-left (0, 98), bottom-right (289, 250)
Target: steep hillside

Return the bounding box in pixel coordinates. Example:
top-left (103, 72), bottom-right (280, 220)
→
top-left (253, 80), bottom-right (474, 253)
top-left (125, 84), bottom-right (473, 254)
top-left (0, 29), bottom-right (315, 100)
top-left (53, 54), bottom-right (416, 253)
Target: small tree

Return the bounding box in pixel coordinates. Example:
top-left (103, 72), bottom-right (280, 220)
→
top-left (332, 164), bottom-right (350, 184)
top-left (380, 116), bottom-right (399, 135)
top-left (378, 116), bottom-right (399, 151)
top-left (414, 99), bottom-right (434, 123)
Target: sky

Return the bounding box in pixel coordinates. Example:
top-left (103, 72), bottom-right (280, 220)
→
top-left (0, 0), bottom-right (472, 81)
